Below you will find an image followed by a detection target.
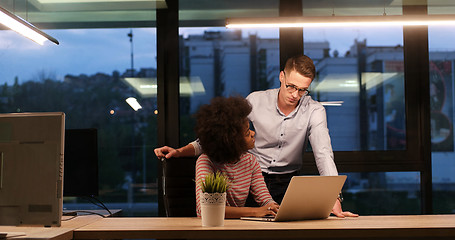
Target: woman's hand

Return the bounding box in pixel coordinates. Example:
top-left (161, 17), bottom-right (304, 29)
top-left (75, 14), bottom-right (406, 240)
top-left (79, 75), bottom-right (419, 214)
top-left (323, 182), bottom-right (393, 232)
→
top-left (256, 202), bottom-right (280, 217)
top-left (225, 202), bottom-right (280, 219)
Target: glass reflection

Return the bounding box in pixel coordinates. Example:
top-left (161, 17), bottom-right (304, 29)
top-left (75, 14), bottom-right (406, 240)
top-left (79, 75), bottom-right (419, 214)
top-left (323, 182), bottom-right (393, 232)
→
top-left (429, 25), bottom-right (455, 214)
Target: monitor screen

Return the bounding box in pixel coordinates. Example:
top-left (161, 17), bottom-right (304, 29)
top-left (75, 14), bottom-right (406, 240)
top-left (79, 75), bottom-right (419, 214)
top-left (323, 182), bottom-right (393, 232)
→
top-left (63, 128), bottom-right (99, 197)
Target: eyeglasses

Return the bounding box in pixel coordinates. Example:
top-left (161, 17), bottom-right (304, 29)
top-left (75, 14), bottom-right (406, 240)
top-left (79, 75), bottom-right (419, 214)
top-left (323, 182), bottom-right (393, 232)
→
top-left (283, 72), bottom-right (310, 96)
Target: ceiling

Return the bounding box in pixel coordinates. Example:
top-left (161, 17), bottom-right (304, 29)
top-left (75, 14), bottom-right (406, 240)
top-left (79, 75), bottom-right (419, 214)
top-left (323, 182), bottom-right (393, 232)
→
top-left (1, 0), bottom-right (454, 29)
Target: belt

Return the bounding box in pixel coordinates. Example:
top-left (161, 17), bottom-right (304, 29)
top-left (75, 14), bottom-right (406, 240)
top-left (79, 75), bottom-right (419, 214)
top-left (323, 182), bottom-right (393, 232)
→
top-left (262, 171), bottom-right (299, 178)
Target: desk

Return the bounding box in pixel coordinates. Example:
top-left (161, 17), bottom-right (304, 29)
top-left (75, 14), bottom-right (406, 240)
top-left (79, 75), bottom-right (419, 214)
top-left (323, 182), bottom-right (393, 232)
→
top-left (74, 214), bottom-right (455, 240)
top-left (0, 215), bottom-right (102, 240)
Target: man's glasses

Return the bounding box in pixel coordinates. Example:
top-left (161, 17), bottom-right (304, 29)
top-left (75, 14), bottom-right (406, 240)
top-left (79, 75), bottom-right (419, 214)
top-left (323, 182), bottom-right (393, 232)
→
top-left (283, 72), bottom-right (310, 97)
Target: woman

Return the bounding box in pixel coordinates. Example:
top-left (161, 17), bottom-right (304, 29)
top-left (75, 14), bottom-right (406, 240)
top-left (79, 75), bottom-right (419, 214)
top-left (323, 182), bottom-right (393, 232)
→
top-left (195, 96), bottom-right (279, 218)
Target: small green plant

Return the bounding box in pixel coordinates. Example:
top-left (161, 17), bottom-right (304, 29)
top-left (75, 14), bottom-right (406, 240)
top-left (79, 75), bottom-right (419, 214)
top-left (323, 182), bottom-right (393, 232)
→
top-left (200, 171), bottom-right (229, 193)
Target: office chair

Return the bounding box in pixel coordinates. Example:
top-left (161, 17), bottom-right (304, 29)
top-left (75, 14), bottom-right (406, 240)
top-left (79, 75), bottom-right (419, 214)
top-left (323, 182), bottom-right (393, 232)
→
top-left (161, 157), bottom-right (197, 217)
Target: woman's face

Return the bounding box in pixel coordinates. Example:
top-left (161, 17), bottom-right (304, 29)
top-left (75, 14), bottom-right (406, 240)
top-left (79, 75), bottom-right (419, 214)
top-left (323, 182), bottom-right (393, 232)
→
top-left (243, 119), bottom-right (256, 150)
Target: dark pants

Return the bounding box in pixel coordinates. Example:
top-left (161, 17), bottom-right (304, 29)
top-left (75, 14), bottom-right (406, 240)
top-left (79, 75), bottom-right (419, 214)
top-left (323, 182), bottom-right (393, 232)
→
top-left (262, 171), bottom-right (300, 204)
top-left (245, 171), bottom-right (300, 206)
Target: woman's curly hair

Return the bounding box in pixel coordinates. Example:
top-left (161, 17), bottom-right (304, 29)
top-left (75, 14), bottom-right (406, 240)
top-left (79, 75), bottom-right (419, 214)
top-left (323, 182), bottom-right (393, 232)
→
top-left (195, 96), bottom-right (252, 164)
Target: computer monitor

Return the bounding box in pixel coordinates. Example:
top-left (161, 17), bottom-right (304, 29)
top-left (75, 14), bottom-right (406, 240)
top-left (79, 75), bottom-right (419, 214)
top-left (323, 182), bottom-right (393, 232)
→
top-left (64, 128), bottom-right (99, 197)
top-left (0, 112), bottom-right (65, 227)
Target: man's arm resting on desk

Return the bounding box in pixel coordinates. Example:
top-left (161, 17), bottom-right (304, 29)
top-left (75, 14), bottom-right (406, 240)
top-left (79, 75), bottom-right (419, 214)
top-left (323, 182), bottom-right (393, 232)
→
top-left (331, 198), bottom-right (358, 218)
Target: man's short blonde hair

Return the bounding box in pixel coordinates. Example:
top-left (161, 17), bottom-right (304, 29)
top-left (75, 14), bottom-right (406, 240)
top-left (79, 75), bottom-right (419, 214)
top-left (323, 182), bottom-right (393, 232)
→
top-left (284, 55), bottom-right (315, 80)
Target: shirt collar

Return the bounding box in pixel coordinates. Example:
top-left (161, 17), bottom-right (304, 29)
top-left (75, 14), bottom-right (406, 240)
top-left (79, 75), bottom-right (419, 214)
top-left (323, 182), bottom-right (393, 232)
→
top-left (274, 88), bottom-right (310, 117)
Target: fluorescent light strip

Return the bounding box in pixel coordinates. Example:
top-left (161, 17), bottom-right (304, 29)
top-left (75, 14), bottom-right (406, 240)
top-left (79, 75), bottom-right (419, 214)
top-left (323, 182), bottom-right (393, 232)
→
top-left (0, 6), bottom-right (59, 45)
top-left (226, 14), bottom-right (455, 28)
top-left (320, 101), bottom-right (344, 107)
top-left (36, 0), bottom-right (162, 3)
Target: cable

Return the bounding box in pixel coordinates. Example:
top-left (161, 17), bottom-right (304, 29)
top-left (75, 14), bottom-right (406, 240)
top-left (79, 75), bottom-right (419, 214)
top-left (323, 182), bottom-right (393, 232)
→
top-left (61, 215), bottom-right (78, 221)
top-left (83, 196), bottom-right (104, 209)
top-left (89, 195), bottom-right (112, 216)
top-left (61, 210), bottom-right (108, 221)
top-left (72, 210), bottom-right (107, 217)
top-left (83, 195), bottom-right (113, 216)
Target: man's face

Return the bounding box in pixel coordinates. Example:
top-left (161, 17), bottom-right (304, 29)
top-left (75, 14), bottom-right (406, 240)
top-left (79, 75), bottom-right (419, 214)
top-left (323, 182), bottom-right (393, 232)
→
top-left (279, 70), bottom-right (312, 107)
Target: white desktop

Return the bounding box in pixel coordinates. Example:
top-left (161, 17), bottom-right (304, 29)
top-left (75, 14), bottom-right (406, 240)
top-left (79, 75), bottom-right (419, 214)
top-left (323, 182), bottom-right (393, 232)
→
top-left (0, 112), bottom-right (65, 227)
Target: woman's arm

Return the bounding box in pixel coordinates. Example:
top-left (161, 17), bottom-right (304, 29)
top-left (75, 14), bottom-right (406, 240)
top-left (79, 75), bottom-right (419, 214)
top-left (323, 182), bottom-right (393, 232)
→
top-left (225, 203), bottom-right (279, 219)
top-left (224, 154), bottom-right (279, 218)
top-left (249, 155), bottom-right (276, 206)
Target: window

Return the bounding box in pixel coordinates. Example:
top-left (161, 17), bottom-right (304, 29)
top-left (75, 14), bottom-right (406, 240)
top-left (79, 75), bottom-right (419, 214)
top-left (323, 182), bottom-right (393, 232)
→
top-left (179, 27), bottom-right (279, 144)
top-left (0, 28), bottom-right (159, 216)
top-left (342, 172), bottom-right (421, 215)
top-left (304, 26), bottom-right (405, 151)
top-left (428, 26), bottom-right (455, 214)
top-left (301, 26), bottom-right (422, 214)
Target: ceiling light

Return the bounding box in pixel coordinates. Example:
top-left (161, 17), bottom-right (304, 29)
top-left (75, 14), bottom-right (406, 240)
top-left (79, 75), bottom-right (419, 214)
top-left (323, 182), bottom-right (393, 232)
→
top-left (226, 14), bottom-right (455, 28)
top-left (126, 97), bottom-right (142, 111)
top-left (320, 101), bottom-right (344, 106)
top-left (122, 77), bottom-right (205, 98)
top-left (36, 0), bottom-right (162, 3)
top-left (0, 6), bottom-right (59, 45)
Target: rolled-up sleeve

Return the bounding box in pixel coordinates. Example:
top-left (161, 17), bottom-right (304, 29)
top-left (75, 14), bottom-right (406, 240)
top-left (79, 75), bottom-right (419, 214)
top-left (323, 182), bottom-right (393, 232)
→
top-left (189, 139), bottom-right (203, 156)
top-left (308, 106), bottom-right (338, 176)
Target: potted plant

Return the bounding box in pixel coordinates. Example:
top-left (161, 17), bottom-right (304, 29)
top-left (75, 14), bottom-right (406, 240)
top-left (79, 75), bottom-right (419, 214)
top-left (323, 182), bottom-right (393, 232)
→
top-left (199, 171), bottom-right (229, 227)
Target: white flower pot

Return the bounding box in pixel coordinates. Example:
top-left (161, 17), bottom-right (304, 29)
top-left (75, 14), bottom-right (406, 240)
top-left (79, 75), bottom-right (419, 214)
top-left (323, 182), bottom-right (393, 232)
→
top-left (200, 192), bottom-right (226, 227)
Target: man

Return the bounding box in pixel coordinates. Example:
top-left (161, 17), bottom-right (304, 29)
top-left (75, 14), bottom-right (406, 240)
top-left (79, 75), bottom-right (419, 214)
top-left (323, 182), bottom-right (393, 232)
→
top-left (155, 55), bottom-right (358, 218)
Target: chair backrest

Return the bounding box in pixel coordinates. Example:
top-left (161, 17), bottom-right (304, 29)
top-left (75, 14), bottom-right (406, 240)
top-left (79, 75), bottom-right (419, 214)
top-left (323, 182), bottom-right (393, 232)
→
top-left (161, 157), bottom-right (197, 217)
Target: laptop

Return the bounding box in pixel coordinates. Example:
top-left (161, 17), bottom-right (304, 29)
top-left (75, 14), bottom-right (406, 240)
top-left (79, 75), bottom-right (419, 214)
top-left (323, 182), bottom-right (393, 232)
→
top-left (241, 175), bottom-right (346, 222)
